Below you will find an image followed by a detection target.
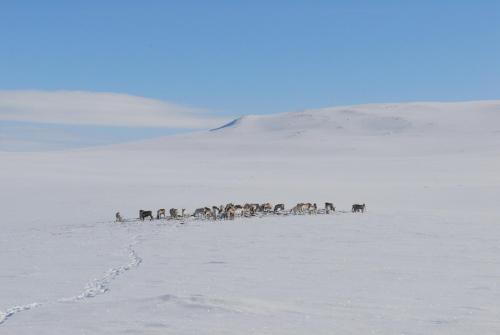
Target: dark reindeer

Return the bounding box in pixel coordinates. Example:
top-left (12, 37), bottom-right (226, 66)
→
top-left (352, 203), bottom-right (366, 213)
top-left (170, 208), bottom-right (179, 219)
top-left (325, 202), bottom-right (335, 213)
top-left (139, 210), bottom-right (154, 221)
top-left (274, 203), bottom-right (285, 212)
top-left (212, 206), bottom-right (221, 220)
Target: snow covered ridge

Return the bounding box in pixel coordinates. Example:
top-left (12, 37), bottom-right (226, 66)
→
top-left (210, 101), bottom-right (500, 136)
top-left (102, 100), bottom-right (500, 155)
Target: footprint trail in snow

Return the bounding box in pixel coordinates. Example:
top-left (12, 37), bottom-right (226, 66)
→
top-left (0, 303), bottom-right (42, 325)
top-left (59, 243), bottom-right (142, 302)
top-left (0, 239), bottom-right (142, 326)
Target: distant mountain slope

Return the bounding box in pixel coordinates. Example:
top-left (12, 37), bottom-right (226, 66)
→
top-left (98, 100), bottom-right (500, 158)
top-left (211, 101), bottom-right (500, 137)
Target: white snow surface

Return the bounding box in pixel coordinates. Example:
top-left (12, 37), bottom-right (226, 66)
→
top-left (1, 101), bottom-right (500, 334)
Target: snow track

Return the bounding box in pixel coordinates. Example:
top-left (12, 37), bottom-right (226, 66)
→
top-left (60, 242), bottom-right (142, 302)
top-left (0, 303), bottom-right (42, 325)
top-left (0, 240), bottom-right (142, 326)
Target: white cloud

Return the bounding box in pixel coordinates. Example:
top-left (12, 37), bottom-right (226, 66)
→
top-left (0, 90), bottom-right (229, 128)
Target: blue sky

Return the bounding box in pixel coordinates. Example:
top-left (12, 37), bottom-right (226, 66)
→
top-left (1, 1), bottom-right (499, 150)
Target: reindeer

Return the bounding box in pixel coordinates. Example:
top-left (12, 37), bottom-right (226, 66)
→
top-left (243, 203), bottom-right (251, 215)
top-left (243, 203), bottom-right (258, 216)
top-left (303, 203), bottom-right (317, 214)
top-left (292, 203), bottom-right (306, 214)
top-left (157, 208), bottom-right (166, 219)
top-left (233, 204), bottom-right (244, 217)
top-left (193, 208), bottom-right (206, 218)
top-left (352, 203), bottom-right (366, 213)
top-left (139, 210), bottom-right (154, 221)
top-left (205, 207), bottom-right (214, 219)
top-left (193, 207), bottom-right (213, 219)
top-left (274, 204), bottom-right (285, 213)
top-left (293, 203), bottom-right (317, 214)
top-left (212, 206), bottom-right (221, 220)
top-left (170, 208), bottom-right (179, 219)
top-left (292, 203), bottom-right (311, 214)
top-left (115, 211), bottom-right (123, 223)
top-left (309, 203), bottom-right (318, 214)
top-left (225, 206), bottom-right (236, 220)
top-left (325, 202), bottom-right (335, 213)
top-left (221, 204), bottom-right (233, 220)
top-left (260, 203), bottom-right (273, 213)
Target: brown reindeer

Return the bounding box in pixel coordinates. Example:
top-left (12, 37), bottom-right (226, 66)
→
top-left (157, 208), bottom-right (166, 219)
top-left (242, 203), bottom-right (257, 216)
top-left (225, 206), bottom-right (236, 220)
top-left (260, 203), bottom-right (273, 212)
top-left (293, 203), bottom-right (317, 214)
top-left (292, 203), bottom-right (306, 214)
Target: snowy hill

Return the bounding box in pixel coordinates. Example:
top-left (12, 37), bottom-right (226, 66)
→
top-left (116, 100), bottom-right (500, 157)
top-left (212, 101), bottom-right (500, 136)
top-left (1, 101), bottom-right (500, 334)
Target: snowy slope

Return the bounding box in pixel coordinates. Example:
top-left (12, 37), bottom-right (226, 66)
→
top-left (213, 101), bottom-right (500, 136)
top-left (120, 100), bottom-right (500, 157)
top-left (1, 101), bottom-right (500, 334)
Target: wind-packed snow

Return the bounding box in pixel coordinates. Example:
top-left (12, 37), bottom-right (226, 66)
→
top-left (1, 101), bottom-right (500, 334)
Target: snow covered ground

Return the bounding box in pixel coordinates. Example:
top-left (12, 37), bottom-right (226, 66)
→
top-left (1, 101), bottom-right (500, 334)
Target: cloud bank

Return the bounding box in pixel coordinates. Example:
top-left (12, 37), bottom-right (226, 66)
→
top-left (0, 90), bottom-right (228, 128)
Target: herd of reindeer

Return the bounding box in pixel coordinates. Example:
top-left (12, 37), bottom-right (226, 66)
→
top-left (115, 202), bottom-right (366, 223)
